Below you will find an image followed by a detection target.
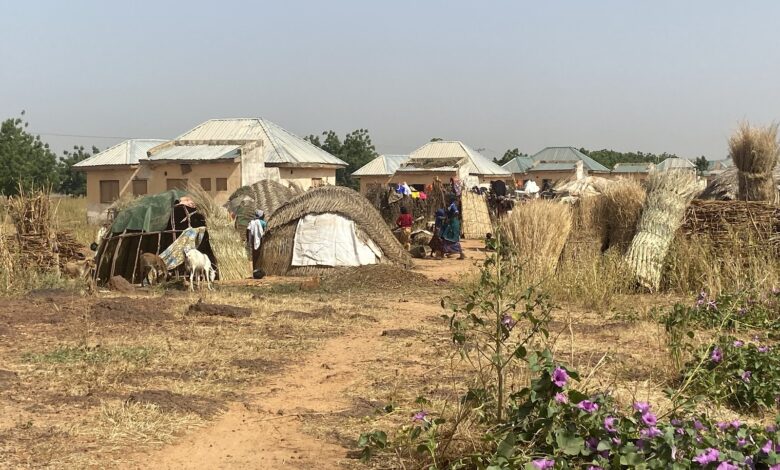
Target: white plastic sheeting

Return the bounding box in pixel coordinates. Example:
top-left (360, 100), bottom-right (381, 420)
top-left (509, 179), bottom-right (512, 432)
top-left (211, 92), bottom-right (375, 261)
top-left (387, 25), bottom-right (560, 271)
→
top-left (291, 213), bottom-right (382, 267)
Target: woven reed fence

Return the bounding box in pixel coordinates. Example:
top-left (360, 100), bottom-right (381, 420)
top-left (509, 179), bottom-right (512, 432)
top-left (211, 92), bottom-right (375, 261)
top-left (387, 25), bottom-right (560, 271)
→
top-left (461, 191), bottom-right (492, 239)
top-left (680, 200), bottom-right (780, 252)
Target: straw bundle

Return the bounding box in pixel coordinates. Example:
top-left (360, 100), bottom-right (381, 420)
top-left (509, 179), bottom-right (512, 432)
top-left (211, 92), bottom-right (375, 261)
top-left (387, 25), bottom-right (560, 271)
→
top-left (700, 164), bottom-right (780, 201)
top-left (562, 195), bottom-right (606, 260)
top-left (187, 184), bottom-right (251, 281)
top-left (729, 122), bottom-right (780, 202)
top-left (259, 186), bottom-right (412, 276)
top-left (601, 179), bottom-right (646, 252)
top-left (625, 170), bottom-right (699, 290)
top-left (228, 179), bottom-right (296, 232)
top-left (501, 200), bottom-right (573, 280)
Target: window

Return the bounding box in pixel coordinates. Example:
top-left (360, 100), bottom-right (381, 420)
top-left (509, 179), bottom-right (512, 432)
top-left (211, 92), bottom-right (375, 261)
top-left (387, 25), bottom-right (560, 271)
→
top-left (166, 179), bottom-right (188, 191)
top-left (132, 180), bottom-right (147, 196)
top-left (99, 180), bottom-right (120, 204)
top-left (200, 178), bottom-right (212, 191)
top-left (216, 178), bottom-right (228, 191)
top-left (311, 177), bottom-right (324, 188)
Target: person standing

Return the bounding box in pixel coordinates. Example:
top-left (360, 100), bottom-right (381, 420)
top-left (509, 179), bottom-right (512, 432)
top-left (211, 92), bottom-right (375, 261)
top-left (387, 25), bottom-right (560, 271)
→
top-left (395, 206), bottom-right (414, 250)
top-left (246, 210), bottom-right (267, 268)
top-left (441, 207), bottom-right (465, 260)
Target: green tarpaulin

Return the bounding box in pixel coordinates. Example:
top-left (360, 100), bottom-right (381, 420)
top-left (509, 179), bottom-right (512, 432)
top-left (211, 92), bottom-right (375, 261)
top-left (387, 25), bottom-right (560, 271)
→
top-left (110, 190), bottom-right (188, 233)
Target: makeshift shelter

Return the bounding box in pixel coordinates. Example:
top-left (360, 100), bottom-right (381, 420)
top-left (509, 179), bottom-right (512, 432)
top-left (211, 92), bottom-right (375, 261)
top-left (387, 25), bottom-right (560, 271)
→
top-left (94, 190), bottom-right (216, 284)
top-left (258, 186), bottom-right (412, 276)
top-left (227, 179), bottom-right (296, 231)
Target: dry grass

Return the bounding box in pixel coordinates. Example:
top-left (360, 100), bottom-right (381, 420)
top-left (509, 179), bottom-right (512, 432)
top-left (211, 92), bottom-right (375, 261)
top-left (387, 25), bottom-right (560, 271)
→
top-left (502, 200), bottom-right (573, 280)
top-left (601, 178), bottom-right (646, 252)
top-left (729, 122), bottom-right (780, 202)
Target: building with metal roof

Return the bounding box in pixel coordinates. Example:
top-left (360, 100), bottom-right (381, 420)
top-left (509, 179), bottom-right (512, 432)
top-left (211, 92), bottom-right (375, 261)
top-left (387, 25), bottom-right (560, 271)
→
top-left (524, 147), bottom-right (610, 190)
top-left (656, 157), bottom-right (696, 172)
top-left (73, 139), bottom-right (167, 221)
top-left (501, 156), bottom-right (535, 175)
top-left (352, 155), bottom-right (410, 194)
top-left (612, 162), bottom-right (655, 181)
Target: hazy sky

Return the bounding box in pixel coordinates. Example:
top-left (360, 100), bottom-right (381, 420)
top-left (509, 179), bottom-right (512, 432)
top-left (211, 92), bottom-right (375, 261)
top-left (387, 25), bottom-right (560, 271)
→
top-left (2, 1), bottom-right (780, 161)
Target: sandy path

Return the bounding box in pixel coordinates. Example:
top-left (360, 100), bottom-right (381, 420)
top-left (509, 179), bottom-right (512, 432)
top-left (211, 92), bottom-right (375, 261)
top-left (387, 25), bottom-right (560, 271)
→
top-left (134, 242), bottom-right (484, 469)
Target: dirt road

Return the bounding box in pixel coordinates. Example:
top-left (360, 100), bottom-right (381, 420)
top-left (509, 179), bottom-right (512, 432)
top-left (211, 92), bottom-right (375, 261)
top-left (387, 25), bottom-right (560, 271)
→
top-left (134, 242), bottom-right (484, 469)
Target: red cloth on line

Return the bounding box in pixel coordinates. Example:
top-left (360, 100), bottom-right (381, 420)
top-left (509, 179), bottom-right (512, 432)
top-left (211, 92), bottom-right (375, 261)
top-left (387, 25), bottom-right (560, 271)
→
top-left (396, 213), bottom-right (414, 228)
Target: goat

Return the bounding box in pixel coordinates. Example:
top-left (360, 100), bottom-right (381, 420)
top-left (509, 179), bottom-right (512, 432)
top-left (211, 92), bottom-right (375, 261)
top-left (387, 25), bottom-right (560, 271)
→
top-left (139, 252), bottom-right (168, 287)
top-left (184, 248), bottom-right (215, 291)
top-left (63, 259), bottom-right (94, 279)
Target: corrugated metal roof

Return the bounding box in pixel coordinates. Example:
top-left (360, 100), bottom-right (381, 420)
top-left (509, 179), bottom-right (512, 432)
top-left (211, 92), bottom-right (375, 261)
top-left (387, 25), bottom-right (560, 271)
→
top-left (502, 156), bottom-right (535, 174)
top-left (408, 141), bottom-right (510, 176)
top-left (148, 145), bottom-right (241, 161)
top-left (352, 155), bottom-right (409, 176)
top-left (708, 159), bottom-right (732, 171)
top-left (532, 162), bottom-right (577, 171)
top-left (656, 157), bottom-right (695, 171)
top-left (612, 163), bottom-right (654, 173)
top-left (176, 118), bottom-right (346, 167)
top-left (530, 147), bottom-right (611, 172)
top-left (73, 139), bottom-right (166, 167)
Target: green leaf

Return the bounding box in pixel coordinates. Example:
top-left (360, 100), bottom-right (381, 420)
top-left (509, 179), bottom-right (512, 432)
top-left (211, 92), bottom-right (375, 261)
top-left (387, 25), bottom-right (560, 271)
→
top-left (496, 433), bottom-right (516, 459)
top-left (513, 345), bottom-right (527, 359)
top-left (555, 430), bottom-right (585, 455)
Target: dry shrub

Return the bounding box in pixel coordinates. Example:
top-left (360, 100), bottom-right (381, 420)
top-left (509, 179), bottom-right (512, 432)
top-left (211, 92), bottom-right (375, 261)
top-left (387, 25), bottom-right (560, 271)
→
top-left (664, 232), bottom-right (780, 295)
top-left (729, 122), bottom-right (780, 202)
top-left (187, 184), bottom-right (251, 281)
top-left (562, 195), bottom-right (606, 261)
top-left (502, 200), bottom-right (572, 281)
top-left (547, 248), bottom-right (633, 311)
top-left (601, 179), bottom-right (646, 253)
top-left (625, 170), bottom-right (699, 291)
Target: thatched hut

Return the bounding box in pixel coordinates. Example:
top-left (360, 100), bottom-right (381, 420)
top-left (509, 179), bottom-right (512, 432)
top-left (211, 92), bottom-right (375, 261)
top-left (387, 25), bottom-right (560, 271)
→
top-left (227, 179), bottom-right (297, 231)
top-left (258, 186), bottom-right (412, 276)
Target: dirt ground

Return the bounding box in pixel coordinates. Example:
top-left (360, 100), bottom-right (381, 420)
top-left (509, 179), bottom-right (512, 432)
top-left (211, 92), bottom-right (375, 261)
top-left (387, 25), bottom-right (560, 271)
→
top-left (0, 240), bottom-right (689, 469)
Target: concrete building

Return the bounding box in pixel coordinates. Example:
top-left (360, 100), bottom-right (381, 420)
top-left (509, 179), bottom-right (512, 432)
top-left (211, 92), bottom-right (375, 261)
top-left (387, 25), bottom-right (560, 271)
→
top-left (75, 118), bottom-right (346, 220)
top-left (501, 155), bottom-right (535, 187)
top-left (612, 162), bottom-right (655, 181)
top-left (525, 147), bottom-right (610, 189)
top-left (656, 157), bottom-right (696, 172)
top-left (352, 154), bottom-right (409, 194)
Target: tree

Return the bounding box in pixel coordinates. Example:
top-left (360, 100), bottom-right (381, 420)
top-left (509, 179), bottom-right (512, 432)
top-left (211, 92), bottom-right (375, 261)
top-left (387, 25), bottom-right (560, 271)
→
top-left (694, 155), bottom-right (709, 174)
top-left (57, 145), bottom-right (98, 196)
top-left (493, 148), bottom-right (528, 166)
top-left (579, 148), bottom-right (674, 169)
top-left (306, 129), bottom-right (378, 189)
top-left (0, 113), bottom-right (59, 195)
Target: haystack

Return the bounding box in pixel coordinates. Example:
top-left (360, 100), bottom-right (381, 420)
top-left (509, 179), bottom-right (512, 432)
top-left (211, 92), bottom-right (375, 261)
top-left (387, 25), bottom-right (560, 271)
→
top-left (501, 200), bottom-right (573, 280)
top-left (601, 179), bottom-right (646, 252)
top-left (700, 165), bottom-right (780, 201)
top-left (562, 195), bottom-right (607, 260)
top-left (228, 179), bottom-right (296, 231)
top-left (729, 122), bottom-right (780, 203)
top-left (625, 170), bottom-right (699, 290)
top-left (259, 186), bottom-right (412, 276)
top-left (188, 185), bottom-right (251, 281)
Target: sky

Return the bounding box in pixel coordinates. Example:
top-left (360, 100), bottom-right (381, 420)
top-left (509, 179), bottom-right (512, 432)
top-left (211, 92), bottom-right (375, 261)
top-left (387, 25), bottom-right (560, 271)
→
top-left (2, 0), bottom-right (780, 161)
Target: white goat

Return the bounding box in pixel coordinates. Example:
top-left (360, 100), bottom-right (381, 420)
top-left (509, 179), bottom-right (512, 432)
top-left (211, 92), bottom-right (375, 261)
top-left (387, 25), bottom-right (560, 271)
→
top-left (184, 248), bottom-right (215, 291)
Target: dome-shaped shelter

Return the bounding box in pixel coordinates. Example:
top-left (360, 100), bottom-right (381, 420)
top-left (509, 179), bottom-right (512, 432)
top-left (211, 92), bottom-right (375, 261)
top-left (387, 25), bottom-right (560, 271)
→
top-left (227, 179), bottom-right (297, 231)
top-left (259, 186), bottom-right (412, 276)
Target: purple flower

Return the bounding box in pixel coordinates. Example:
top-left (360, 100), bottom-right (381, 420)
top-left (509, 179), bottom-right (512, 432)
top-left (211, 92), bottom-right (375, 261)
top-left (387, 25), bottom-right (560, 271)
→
top-left (737, 438), bottom-right (747, 447)
top-left (532, 458), bottom-right (555, 469)
top-left (772, 286), bottom-right (780, 296)
top-left (706, 299), bottom-right (717, 310)
top-left (604, 416), bottom-right (617, 433)
top-left (711, 347), bottom-right (723, 363)
top-left (770, 465), bottom-right (780, 470)
top-left (611, 437), bottom-right (622, 446)
top-left (741, 370), bottom-right (752, 383)
top-left (767, 425), bottom-right (777, 432)
top-left (586, 437), bottom-right (599, 450)
top-left (696, 291), bottom-right (707, 307)
top-left (675, 427), bottom-right (685, 435)
top-left (588, 467), bottom-right (603, 470)
top-left (671, 418), bottom-right (682, 426)
top-left (717, 462), bottom-right (739, 470)
top-left (552, 367), bottom-right (569, 388)
top-left (577, 400), bottom-right (599, 413)
top-left (731, 420), bottom-right (741, 428)
top-left (412, 410), bottom-right (429, 422)
top-left (694, 420), bottom-right (706, 431)
top-left (716, 421), bottom-right (730, 431)
top-left (733, 340), bottom-right (744, 347)
top-left (692, 448), bottom-right (720, 464)
top-left (759, 346), bottom-right (770, 353)
top-left (641, 412), bottom-right (657, 427)
top-left (633, 402), bottom-right (651, 414)
top-left (763, 440), bottom-right (774, 453)
top-left (640, 426), bottom-right (662, 439)
top-left (554, 392), bottom-right (568, 404)
top-left (501, 314), bottom-right (515, 329)
top-left (737, 307), bottom-right (747, 316)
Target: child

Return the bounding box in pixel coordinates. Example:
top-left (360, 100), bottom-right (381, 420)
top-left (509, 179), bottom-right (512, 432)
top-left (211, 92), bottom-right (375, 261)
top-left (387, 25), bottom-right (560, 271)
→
top-left (428, 208), bottom-right (446, 258)
top-left (395, 206), bottom-right (414, 250)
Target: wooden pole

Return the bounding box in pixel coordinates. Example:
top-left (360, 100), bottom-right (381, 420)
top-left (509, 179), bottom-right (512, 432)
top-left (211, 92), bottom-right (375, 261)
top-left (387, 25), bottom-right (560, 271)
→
top-left (109, 231), bottom-right (125, 280)
top-left (131, 235), bottom-right (143, 284)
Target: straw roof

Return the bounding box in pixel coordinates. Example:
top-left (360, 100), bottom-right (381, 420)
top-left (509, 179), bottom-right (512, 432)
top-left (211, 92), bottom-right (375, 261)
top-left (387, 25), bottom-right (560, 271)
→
top-left (259, 186), bottom-right (412, 275)
top-left (700, 165), bottom-right (780, 202)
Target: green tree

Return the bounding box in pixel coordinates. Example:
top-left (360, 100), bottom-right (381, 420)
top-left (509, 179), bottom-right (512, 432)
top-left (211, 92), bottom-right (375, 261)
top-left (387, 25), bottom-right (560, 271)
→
top-left (0, 113), bottom-right (59, 195)
top-left (694, 155), bottom-right (709, 174)
top-left (493, 148), bottom-right (528, 166)
top-left (58, 145), bottom-right (98, 196)
top-left (307, 129), bottom-right (378, 189)
top-left (579, 148), bottom-right (674, 169)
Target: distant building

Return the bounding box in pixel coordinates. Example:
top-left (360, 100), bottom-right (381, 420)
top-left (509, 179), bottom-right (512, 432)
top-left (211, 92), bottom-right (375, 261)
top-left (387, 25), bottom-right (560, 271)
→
top-left (525, 147), bottom-right (610, 189)
top-left (352, 140), bottom-right (510, 193)
top-left (501, 156), bottom-right (535, 187)
top-left (703, 159), bottom-right (733, 183)
top-left (655, 157), bottom-right (696, 172)
top-left (75, 118), bottom-right (346, 221)
top-left (612, 162), bottom-right (655, 181)
top-left (352, 154), bottom-right (409, 195)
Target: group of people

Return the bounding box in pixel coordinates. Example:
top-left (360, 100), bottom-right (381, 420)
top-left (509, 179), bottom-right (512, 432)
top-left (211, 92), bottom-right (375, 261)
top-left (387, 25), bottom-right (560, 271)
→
top-left (395, 197), bottom-right (464, 260)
